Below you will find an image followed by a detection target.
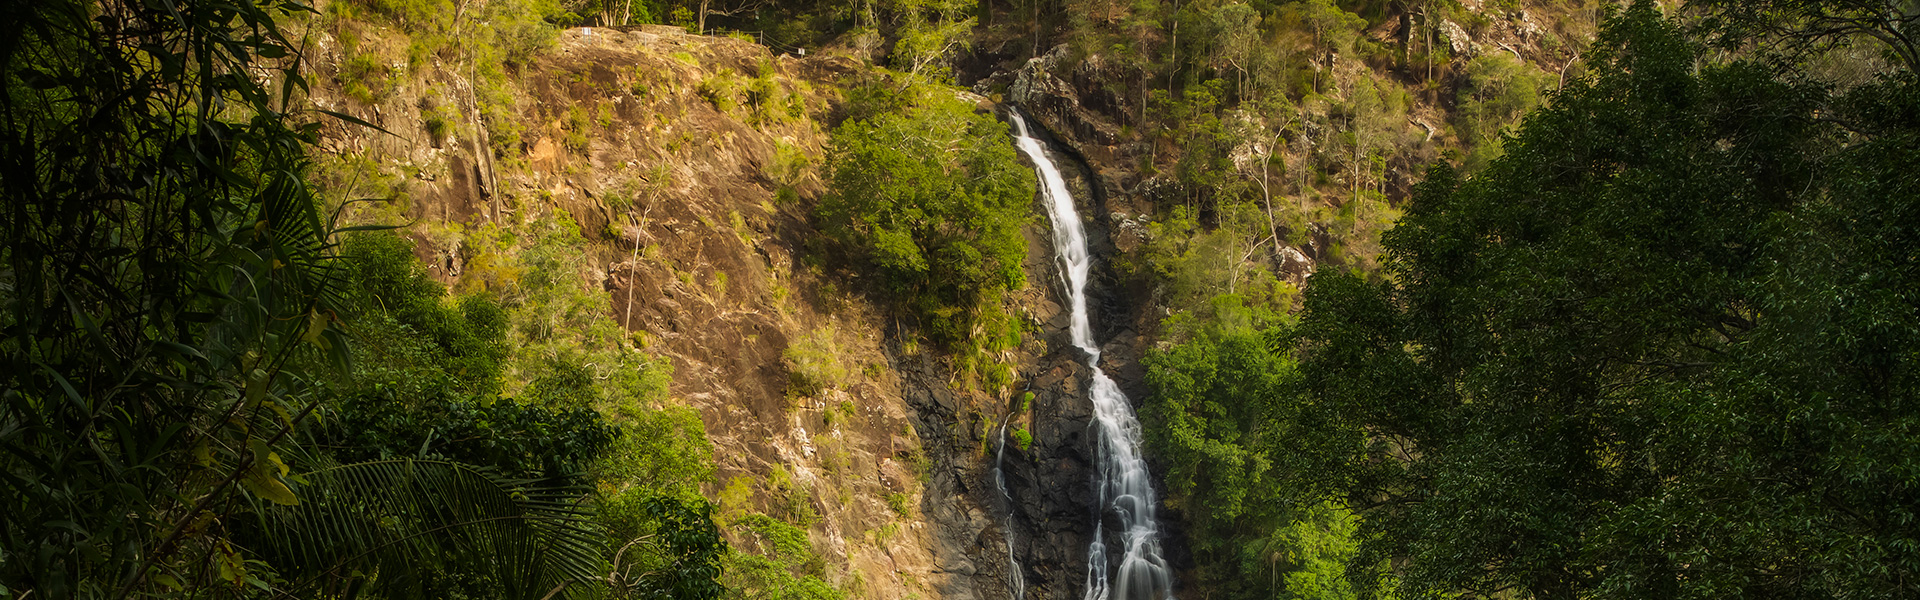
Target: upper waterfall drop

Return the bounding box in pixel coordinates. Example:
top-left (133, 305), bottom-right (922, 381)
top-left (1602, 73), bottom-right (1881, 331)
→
top-left (1007, 111), bottom-right (1175, 600)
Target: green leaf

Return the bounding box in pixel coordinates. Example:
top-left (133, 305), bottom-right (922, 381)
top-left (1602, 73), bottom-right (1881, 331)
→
top-left (258, 459), bottom-right (607, 598)
top-left (243, 438), bottom-right (299, 506)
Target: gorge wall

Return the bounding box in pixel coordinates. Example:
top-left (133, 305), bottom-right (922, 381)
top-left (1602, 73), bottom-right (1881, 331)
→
top-left (306, 0), bottom-right (1593, 597)
top-left (309, 18), bottom-right (1084, 600)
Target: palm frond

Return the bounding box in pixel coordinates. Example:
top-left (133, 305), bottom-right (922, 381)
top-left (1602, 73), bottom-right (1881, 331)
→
top-left (253, 458), bottom-right (607, 600)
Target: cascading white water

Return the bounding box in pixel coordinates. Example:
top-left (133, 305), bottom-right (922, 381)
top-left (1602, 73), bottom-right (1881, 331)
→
top-left (1008, 111), bottom-right (1174, 600)
top-left (993, 418), bottom-right (1026, 600)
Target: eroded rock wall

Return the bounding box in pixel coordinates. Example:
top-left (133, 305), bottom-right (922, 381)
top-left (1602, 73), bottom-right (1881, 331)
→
top-left (308, 22), bottom-right (1061, 600)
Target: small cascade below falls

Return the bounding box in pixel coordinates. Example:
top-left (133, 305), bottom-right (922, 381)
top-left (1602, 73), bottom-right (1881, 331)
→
top-left (993, 418), bottom-right (1026, 600)
top-left (1007, 111), bottom-right (1174, 600)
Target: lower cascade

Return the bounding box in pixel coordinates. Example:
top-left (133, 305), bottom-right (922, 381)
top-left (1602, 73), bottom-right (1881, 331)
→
top-left (994, 417), bottom-right (1027, 600)
top-left (1008, 111), bottom-right (1175, 600)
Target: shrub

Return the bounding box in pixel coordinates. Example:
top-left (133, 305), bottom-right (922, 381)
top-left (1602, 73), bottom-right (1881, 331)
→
top-left (885, 492), bottom-right (912, 518)
top-left (1454, 52), bottom-right (1554, 169)
top-left (343, 231), bottom-right (509, 394)
top-left (815, 84), bottom-right (1034, 348)
top-left (724, 513), bottom-right (843, 600)
top-left (698, 69), bottom-right (743, 113)
top-left (323, 383), bottom-right (616, 483)
top-left (339, 52), bottom-right (392, 104)
top-left (595, 402), bottom-right (717, 498)
top-left (784, 326), bottom-right (849, 397)
top-left (564, 105), bottom-right (591, 153)
top-left (420, 88), bottom-right (461, 141)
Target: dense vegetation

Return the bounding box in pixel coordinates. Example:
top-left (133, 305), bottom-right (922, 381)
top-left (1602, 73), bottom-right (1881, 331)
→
top-left (1144, 1), bottom-right (1920, 598)
top-left (816, 79), bottom-right (1035, 350)
top-left (11, 0), bottom-right (1920, 598)
top-left (0, 0), bottom-right (724, 597)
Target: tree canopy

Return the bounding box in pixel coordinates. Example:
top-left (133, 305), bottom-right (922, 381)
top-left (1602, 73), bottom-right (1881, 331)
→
top-left (1145, 2), bottom-right (1920, 598)
top-left (816, 82), bottom-right (1034, 346)
top-left (0, 1), bottom-right (724, 598)
top-left (1287, 2), bottom-right (1920, 597)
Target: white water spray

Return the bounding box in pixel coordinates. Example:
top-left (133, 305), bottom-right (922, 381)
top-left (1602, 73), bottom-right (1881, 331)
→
top-left (1008, 111), bottom-right (1174, 600)
top-left (994, 417), bottom-right (1026, 600)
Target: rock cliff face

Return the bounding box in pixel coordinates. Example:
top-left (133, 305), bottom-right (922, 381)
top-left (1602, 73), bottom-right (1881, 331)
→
top-left (990, 115), bottom-right (1181, 600)
top-left (309, 20), bottom-right (1125, 600)
top-left (309, 1), bottom-right (1588, 596)
top-left (971, 3), bottom-right (1594, 593)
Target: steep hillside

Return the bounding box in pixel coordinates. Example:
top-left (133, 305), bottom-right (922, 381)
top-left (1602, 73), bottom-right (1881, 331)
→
top-left (971, 2), bottom-right (1608, 595)
top-left (300, 1), bottom-right (1607, 599)
top-left (10, 0), bottom-right (1912, 598)
top-left (303, 14), bottom-right (1069, 599)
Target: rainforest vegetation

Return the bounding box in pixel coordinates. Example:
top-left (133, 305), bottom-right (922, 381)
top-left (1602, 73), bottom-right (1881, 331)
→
top-left (3, 0), bottom-right (1917, 598)
top-left (1140, 3), bottom-right (1920, 599)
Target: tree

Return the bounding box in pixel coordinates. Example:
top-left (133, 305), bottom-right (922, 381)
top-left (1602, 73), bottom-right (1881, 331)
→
top-left (694, 0), bottom-right (769, 34)
top-left (1452, 52), bottom-right (1554, 169)
top-left (0, 0), bottom-right (350, 594)
top-left (1141, 297), bottom-right (1297, 597)
top-left (1692, 0), bottom-right (1920, 70)
top-left (889, 0), bottom-right (978, 81)
top-left (1288, 2), bottom-right (1920, 597)
top-left (0, 1), bottom-right (630, 597)
top-left (815, 82), bottom-right (1034, 346)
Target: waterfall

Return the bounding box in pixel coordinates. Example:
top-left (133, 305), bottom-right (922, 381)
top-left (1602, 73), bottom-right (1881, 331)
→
top-left (1008, 111), bottom-right (1174, 600)
top-left (994, 417), bottom-right (1026, 600)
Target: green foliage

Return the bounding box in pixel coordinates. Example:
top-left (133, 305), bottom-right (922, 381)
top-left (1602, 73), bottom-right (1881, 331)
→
top-left (251, 459), bottom-right (606, 600)
top-left (339, 0), bottom-right (559, 65)
top-left (1265, 502), bottom-right (1361, 600)
top-left (546, 0), bottom-right (662, 27)
top-left (764, 464), bottom-right (820, 526)
top-left (1144, 202), bottom-right (1298, 313)
top-left (321, 382), bottom-right (616, 484)
top-left (1140, 293), bottom-right (1383, 600)
top-left (327, 222), bottom-right (717, 598)
top-left (598, 493), bottom-right (727, 600)
top-left (698, 69), bottom-right (744, 114)
top-left (903, 447), bottom-right (933, 484)
top-left (1691, 0), bottom-right (1920, 71)
top-left (498, 212), bottom-right (632, 379)
top-left (0, 0), bottom-right (350, 594)
top-left (816, 83), bottom-right (1035, 347)
top-left (340, 51), bottom-right (396, 104)
top-left (347, 0), bottom-right (457, 33)
top-left (1009, 427), bottom-right (1032, 452)
top-left (1285, 3), bottom-right (1920, 598)
top-left (595, 403), bottom-right (719, 499)
top-left (1453, 52), bottom-right (1554, 169)
top-left (884, 492), bottom-right (913, 518)
top-left (723, 514), bottom-right (843, 600)
top-left (421, 88), bottom-right (463, 140)
top-left (0, 0), bottom-right (718, 597)
top-left (746, 63), bottom-right (793, 126)
top-left (785, 325), bottom-right (850, 397)
top-left (771, 139), bottom-right (813, 196)
top-left (344, 232), bottom-right (510, 395)
top-left (888, 0), bottom-right (977, 81)
top-left (1145, 79), bottom-right (1248, 204)
top-left (565, 104), bottom-right (593, 153)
